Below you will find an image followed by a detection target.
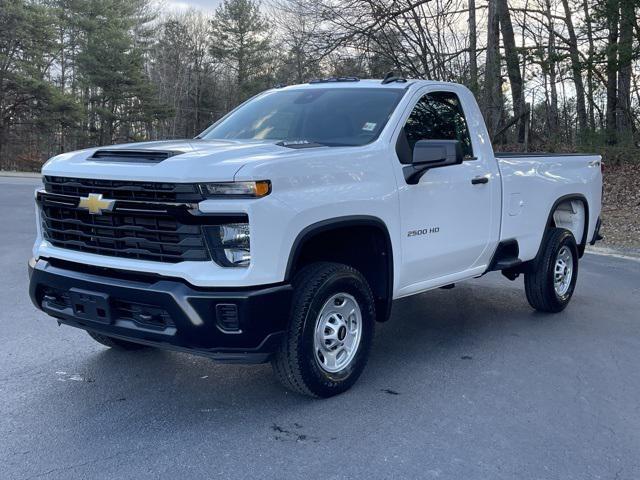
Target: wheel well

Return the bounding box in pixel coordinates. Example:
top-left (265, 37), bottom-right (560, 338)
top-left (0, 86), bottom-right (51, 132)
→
top-left (550, 197), bottom-right (588, 256)
top-left (286, 219), bottom-right (393, 322)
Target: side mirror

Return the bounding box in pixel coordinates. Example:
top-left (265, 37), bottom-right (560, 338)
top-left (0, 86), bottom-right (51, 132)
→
top-left (403, 140), bottom-right (464, 184)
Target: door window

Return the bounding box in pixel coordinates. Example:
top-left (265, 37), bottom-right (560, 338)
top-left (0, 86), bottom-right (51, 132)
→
top-left (403, 91), bottom-right (474, 158)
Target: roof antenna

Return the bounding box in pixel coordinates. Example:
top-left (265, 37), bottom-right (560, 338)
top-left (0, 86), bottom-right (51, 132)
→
top-left (381, 71), bottom-right (406, 84)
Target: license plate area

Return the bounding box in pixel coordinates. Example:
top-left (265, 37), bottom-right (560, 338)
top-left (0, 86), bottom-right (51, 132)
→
top-left (69, 288), bottom-right (112, 324)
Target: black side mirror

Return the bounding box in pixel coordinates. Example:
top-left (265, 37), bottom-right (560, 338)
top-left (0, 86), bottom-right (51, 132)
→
top-left (403, 139), bottom-right (463, 184)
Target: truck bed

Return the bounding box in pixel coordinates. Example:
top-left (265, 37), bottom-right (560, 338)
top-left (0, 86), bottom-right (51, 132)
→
top-left (496, 152), bottom-right (602, 262)
top-left (495, 152), bottom-right (598, 158)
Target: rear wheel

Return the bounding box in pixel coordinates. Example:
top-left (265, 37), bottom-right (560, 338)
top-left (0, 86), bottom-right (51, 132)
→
top-left (272, 262), bottom-right (375, 398)
top-left (525, 228), bottom-right (579, 313)
top-left (87, 331), bottom-right (150, 350)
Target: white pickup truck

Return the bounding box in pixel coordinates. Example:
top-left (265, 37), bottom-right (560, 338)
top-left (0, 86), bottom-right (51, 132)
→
top-left (29, 77), bottom-right (603, 397)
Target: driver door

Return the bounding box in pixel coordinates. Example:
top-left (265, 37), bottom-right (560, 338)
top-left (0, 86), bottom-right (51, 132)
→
top-left (395, 89), bottom-right (499, 295)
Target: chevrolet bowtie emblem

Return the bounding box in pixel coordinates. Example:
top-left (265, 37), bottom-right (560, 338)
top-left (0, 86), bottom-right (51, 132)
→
top-left (78, 193), bottom-right (115, 215)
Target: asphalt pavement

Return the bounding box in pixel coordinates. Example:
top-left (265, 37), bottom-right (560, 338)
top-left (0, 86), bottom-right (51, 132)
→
top-left (1, 176), bottom-right (639, 479)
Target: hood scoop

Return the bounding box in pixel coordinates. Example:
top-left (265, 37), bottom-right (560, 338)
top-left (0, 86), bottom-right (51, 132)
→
top-left (90, 149), bottom-right (179, 163)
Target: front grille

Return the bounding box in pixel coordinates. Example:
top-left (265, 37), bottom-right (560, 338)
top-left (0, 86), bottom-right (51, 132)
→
top-left (41, 203), bottom-right (210, 263)
top-left (44, 176), bottom-right (205, 202)
top-left (38, 177), bottom-right (214, 263)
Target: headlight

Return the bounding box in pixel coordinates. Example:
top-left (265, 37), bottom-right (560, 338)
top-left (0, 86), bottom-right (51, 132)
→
top-left (199, 181), bottom-right (270, 198)
top-left (204, 223), bottom-right (251, 267)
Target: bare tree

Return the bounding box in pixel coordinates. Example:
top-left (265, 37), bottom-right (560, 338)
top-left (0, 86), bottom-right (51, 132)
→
top-left (270, 0), bottom-right (323, 82)
top-left (581, 0), bottom-right (597, 131)
top-left (483, 0), bottom-right (502, 138)
top-left (605, 0), bottom-right (619, 144)
top-left (560, 0), bottom-right (588, 135)
top-left (544, 0), bottom-right (559, 142)
top-left (616, 0), bottom-right (634, 138)
top-left (468, 0), bottom-right (478, 94)
top-left (498, 0), bottom-right (525, 142)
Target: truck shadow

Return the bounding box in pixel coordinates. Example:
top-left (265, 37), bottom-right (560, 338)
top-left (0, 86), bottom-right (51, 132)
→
top-left (375, 281), bottom-right (527, 359)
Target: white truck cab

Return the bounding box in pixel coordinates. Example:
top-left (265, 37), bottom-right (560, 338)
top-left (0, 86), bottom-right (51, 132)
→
top-left (29, 77), bottom-right (603, 397)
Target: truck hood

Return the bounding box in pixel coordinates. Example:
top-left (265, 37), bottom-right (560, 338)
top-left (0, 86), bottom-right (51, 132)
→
top-left (42, 139), bottom-right (295, 182)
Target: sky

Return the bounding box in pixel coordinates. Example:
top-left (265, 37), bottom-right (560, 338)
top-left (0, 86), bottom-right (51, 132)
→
top-left (162, 0), bottom-right (223, 13)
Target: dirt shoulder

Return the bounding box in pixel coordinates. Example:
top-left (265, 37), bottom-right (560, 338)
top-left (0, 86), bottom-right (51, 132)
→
top-left (600, 163), bottom-right (640, 251)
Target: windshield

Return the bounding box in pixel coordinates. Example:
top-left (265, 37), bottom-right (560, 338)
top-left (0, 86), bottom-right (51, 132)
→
top-left (199, 88), bottom-right (405, 146)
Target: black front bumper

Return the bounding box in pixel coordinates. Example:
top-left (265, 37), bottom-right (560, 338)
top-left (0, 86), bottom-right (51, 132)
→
top-left (28, 258), bottom-right (291, 363)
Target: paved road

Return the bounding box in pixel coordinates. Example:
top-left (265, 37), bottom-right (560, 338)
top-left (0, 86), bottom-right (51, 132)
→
top-left (1, 176), bottom-right (639, 480)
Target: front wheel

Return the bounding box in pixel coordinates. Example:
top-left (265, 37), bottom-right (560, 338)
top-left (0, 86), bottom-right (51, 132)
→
top-left (271, 262), bottom-right (375, 398)
top-left (525, 227), bottom-right (579, 313)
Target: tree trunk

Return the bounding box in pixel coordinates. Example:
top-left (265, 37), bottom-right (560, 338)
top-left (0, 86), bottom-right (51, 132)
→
top-left (616, 0), bottom-right (633, 139)
top-left (296, 46), bottom-right (304, 84)
top-left (605, 0), bottom-right (619, 145)
top-left (0, 122), bottom-right (5, 166)
top-left (520, 0), bottom-right (529, 114)
top-left (497, 0), bottom-right (524, 142)
top-left (524, 102), bottom-right (530, 152)
top-left (483, 0), bottom-right (502, 139)
top-left (582, 0), bottom-right (596, 132)
top-left (468, 0), bottom-right (478, 95)
top-left (545, 0), bottom-right (559, 142)
top-left (560, 0), bottom-right (588, 138)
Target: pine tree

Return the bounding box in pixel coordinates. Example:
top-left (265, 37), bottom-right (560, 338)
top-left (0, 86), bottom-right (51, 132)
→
top-left (75, 0), bottom-right (167, 144)
top-left (0, 0), bottom-right (60, 162)
top-left (209, 0), bottom-right (271, 100)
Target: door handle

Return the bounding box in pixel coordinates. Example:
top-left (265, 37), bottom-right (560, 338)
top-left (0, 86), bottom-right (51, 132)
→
top-left (471, 176), bottom-right (489, 185)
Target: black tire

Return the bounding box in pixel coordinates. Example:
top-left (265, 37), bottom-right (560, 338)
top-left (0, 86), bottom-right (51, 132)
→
top-left (271, 262), bottom-right (375, 398)
top-left (525, 227), bottom-right (579, 313)
top-left (87, 331), bottom-right (150, 350)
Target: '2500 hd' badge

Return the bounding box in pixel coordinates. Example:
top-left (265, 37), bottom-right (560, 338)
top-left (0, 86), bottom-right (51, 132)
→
top-left (407, 227), bottom-right (440, 237)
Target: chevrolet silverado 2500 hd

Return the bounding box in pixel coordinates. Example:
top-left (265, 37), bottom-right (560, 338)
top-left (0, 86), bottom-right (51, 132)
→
top-left (29, 77), bottom-right (603, 397)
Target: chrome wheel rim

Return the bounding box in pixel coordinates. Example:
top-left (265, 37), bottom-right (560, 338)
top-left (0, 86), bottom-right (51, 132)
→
top-left (554, 246), bottom-right (574, 297)
top-left (313, 293), bottom-right (362, 373)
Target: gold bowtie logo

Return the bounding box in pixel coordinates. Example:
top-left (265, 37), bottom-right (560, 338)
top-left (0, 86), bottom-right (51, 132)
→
top-left (78, 193), bottom-right (115, 215)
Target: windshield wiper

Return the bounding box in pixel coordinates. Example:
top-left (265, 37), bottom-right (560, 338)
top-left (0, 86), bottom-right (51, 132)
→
top-left (276, 140), bottom-right (356, 148)
top-left (276, 140), bottom-right (330, 149)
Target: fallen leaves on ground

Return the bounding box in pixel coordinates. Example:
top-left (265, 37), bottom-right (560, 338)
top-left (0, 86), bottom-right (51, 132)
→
top-left (601, 163), bottom-right (640, 249)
